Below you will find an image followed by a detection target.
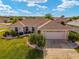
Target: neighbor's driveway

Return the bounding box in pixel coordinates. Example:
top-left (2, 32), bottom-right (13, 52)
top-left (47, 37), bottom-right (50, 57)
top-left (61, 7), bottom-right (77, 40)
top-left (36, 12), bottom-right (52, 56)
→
top-left (44, 39), bottom-right (79, 59)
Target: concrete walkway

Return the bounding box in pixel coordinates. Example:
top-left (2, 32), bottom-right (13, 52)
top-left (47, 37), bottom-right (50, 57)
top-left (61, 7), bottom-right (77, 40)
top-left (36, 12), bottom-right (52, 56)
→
top-left (44, 40), bottom-right (79, 59)
top-left (44, 48), bottom-right (79, 59)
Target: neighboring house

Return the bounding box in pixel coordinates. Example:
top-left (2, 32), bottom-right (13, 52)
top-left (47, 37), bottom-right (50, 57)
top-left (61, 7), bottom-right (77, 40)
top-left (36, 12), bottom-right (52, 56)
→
top-left (67, 19), bottom-right (79, 27)
top-left (67, 19), bottom-right (79, 33)
top-left (0, 18), bottom-right (11, 28)
top-left (0, 20), bottom-right (4, 23)
top-left (0, 18), bottom-right (10, 24)
top-left (10, 18), bottom-right (79, 42)
top-left (53, 18), bottom-right (69, 23)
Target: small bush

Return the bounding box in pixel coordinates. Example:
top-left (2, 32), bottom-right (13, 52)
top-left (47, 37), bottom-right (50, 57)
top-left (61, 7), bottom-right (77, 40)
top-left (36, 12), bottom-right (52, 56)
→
top-left (28, 33), bottom-right (46, 48)
top-left (68, 31), bottom-right (79, 42)
top-left (3, 30), bottom-right (17, 37)
top-left (10, 30), bottom-right (17, 36)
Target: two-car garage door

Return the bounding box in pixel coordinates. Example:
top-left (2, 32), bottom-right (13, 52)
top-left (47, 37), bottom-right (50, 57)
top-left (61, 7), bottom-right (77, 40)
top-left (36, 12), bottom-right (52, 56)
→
top-left (43, 31), bottom-right (68, 48)
top-left (44, 31), bottom-right (68, 40)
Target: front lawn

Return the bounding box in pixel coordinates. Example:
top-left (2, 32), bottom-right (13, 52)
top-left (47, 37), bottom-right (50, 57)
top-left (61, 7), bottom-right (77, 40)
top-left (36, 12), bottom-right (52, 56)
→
top-left (0, 23), bottom-right (11, 26)
top-left (0, 28), bottom-right (10, 38)
top-left (75, 48), bottom-right (79, 53)
top-left (0, 37), bottom-right (43, 59)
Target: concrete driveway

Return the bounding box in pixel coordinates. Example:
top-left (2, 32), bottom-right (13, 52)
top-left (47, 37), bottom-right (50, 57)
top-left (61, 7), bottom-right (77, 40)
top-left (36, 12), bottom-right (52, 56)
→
top-left (44, 39), bottom-right (79, 59)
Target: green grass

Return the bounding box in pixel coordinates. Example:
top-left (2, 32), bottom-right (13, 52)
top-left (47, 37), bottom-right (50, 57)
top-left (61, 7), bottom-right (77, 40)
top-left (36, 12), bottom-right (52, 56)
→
top-left (0, 23), bottom-right (11, 26)
top-left (0, 28), bottom-right (10, 38)
top-left (0, 37), bottom-right (43, 59)
top-left (75, 48), bottom-right (79, 53)
top-left (0, 37), bottom-right (28, 59)
top-left (0, 27), bottom-right (43, 59)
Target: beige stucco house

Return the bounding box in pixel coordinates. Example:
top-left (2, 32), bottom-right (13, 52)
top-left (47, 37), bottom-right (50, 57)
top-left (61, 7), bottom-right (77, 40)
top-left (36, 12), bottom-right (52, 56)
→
top-left (10, 18), bottom-right (79, 42)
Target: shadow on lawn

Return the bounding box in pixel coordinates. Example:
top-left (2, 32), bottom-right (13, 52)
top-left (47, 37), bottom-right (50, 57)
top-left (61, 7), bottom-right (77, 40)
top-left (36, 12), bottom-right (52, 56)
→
top-left (25, 48), bottom-right (43, 59)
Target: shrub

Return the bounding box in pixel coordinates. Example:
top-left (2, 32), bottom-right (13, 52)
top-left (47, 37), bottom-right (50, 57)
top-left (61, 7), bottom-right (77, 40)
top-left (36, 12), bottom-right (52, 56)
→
top-left (28, 33), bottom-right (37, 44)
top-left (10, 30), bottom-right (17, 36)
top-left (28, 33), bottom-right (46, 48)
top-left (3, 31), bottom-right (10, 37)
top-left (68, 31), bottom-right (79, 42)
top-left (37, 34), bottom-right (45, 47)
top-left (3, 30), bottom-right (17, 37)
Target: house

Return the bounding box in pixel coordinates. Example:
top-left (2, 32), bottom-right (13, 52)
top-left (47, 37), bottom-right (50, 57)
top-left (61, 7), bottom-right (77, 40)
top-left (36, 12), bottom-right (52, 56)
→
top-left (67, 19), bottom-right (79, 27)
top-left (0, 18), bottom-right (11, 28)
top-left (67, 19), bottom-right (79, 33)
top-left (10, 18), bottom-right (79, 42)
top-left (53, 17), bottom-right (69, 23)
top-left (10, 18), bottom-right (49, 34)
top-left (0, 17), bottom-right (10, 23)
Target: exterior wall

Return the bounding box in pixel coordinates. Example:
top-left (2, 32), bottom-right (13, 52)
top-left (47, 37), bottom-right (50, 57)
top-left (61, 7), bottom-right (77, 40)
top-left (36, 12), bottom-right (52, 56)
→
top-left (10, 26), bottom-right (24, 33)
top-left (11, 26), bottom-right (37, 33)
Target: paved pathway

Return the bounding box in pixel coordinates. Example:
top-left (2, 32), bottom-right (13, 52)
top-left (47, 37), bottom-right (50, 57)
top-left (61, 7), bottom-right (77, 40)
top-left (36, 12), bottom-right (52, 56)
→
top-left (44, 48), bottom-right (79, 59)
top-left (44, 40), bottom-right (79, 59)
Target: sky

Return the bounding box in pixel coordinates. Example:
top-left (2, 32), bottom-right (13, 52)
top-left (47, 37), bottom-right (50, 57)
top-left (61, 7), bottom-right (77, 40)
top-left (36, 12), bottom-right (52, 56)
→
top-left (0, 0), bottom-right (79, 17)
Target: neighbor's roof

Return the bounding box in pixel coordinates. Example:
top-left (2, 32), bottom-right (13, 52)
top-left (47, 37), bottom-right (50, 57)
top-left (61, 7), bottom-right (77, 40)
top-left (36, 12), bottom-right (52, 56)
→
top-left (0, 17), bottom-right (10, 23)
top-left (39, 20), bottom-right (79, 31)
top-left (67, 19), bottom-right (79, 26)
top-left (53, 18), bottom-right (69, 23)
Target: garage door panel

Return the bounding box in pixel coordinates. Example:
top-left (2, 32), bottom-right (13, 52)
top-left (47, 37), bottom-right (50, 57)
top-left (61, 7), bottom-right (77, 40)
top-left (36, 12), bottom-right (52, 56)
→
top-left (44, 31), bottom-right (67, 39)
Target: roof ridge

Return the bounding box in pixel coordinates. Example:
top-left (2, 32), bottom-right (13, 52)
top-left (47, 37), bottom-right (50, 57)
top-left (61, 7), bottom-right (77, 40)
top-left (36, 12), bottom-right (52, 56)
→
top-left (19, 21), bottom-right (25, 27)
top-left (37, 20), bottom-right (52, 30)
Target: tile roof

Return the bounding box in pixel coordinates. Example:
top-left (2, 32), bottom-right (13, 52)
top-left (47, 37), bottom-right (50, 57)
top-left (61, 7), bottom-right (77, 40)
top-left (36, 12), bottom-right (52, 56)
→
top-left (10, 21), bottom-right (24, 27)
top-left (53, 18), bottom-right (69, 23)
top-left (39, 21), bottom-right (79, 31)
top-left (10, 18), bottom-right (79, 31)
top-left (67, 19), bottom-right (79, 26)
top-left (19, 18), bottom-right (49, 27)
top-left (10, 18), bottom-right (49, 27)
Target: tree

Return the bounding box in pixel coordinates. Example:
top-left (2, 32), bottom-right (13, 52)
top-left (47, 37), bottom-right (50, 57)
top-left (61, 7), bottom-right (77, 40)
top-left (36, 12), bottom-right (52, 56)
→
top-left (9, 16), bottom-right (23, 23)
top-left (69, 18), bottom-right (72, 21)
top-left (61, 15), bottom-right (65, 18)
top-left (70, 16), bottom-right (79, 20)
top-left (28, 32), bottom-right (46, 48)
top-left (45, 13), bottom-right (53, 19)
top-left (61, 21), bottom-right (65, 25)
top-left (72, 16), bottom-right (77, 20)
top-left (9, 17), bottom-right (18, 23)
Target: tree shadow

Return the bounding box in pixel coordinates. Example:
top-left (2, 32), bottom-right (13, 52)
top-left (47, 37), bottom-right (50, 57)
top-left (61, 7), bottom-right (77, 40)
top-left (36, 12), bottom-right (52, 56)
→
top-left (25, 48), bottom-right (43, 59)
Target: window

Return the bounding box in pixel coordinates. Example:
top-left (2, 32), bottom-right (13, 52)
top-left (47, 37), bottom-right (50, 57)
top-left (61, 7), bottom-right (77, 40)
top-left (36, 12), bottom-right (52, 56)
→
top-left (15, 27), bottom-right (18, 32)
top-left (32, 27), bottom-right (35, 33)
top-left (23, 26), bottom-right (29, 34)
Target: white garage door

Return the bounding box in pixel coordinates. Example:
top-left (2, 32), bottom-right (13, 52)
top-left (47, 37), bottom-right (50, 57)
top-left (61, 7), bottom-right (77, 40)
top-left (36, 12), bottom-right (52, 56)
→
top-left (44, 31), bottom-right (68, 39)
